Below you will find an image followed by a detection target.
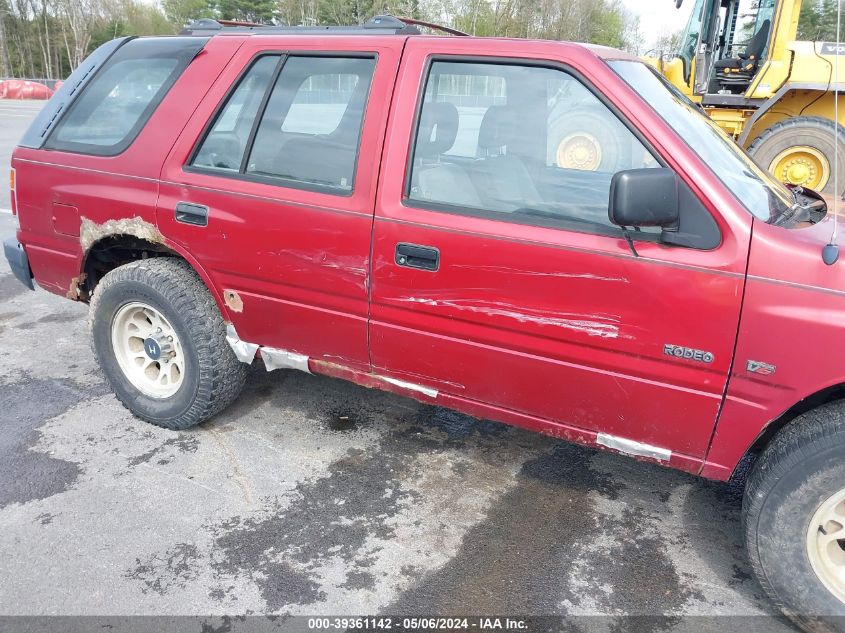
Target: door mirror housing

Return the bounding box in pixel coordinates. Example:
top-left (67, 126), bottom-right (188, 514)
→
top-left (609, 168), bottom-right (680, 230)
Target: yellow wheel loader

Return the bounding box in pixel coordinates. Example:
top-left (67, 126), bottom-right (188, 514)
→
top-left (645, 0), bottom-right (845, 195)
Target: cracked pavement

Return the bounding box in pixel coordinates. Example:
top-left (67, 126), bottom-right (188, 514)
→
top-left (0, 99), bottom-right (797, 631)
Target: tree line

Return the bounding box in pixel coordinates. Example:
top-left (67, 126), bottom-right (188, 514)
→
top-left (0, 0), bottom-right (840, 81)
top-left (0, 0), bottom-right (171, 78)
top-left (0, 0), bottom-right (637, 79)
top-left (738, 0), bottom-right (841, 41)
top-left (798, 0), bottom-right (842, 41)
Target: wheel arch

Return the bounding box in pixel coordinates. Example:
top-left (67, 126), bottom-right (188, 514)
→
top-left (740, 83), bottom-right (845, 147)
top-left (729, 381), bottom-right (845, 483)
top-left (79, 232), bottom-right (233, 321)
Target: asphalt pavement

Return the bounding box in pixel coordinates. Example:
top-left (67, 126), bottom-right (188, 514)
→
top-left (0, 99), bottom-right (798, 632)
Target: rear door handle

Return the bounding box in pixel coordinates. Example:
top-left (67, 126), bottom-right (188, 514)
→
top-left (175, 202), bottom-right (209, 227)
top-left (395, 243), bottom-right (440, 272)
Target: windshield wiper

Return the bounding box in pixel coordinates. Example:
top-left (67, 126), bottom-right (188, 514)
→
top-left (773, 186), bottom-right (826, 226)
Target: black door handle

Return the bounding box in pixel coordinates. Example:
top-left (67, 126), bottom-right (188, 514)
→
top-left (175, 202), bottom-right (209, 227)
top-left (395, 243), bottom-right (439, 272)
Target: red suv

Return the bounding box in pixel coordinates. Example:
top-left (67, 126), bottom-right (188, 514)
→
top-left (5, 17), bottom-right (845, 629)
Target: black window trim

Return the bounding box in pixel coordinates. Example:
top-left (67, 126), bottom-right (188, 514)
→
top-left (43, 37), bottom-right (207, 158)
top-left (401, 54), bottom-right (721, 250)
top-left (184, 50), bottom-right (379, 199)
top-left (185, 51), bottom-right (284, 170)
top-left (240, 54), bottom-right (287, 174)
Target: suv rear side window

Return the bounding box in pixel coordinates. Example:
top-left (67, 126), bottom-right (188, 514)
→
top-left (191, 55), bottom-right (376, 195)
top-left (46, 37), bottom-right (205, 156)
top-left (407, 60), bottom-right (659, 236)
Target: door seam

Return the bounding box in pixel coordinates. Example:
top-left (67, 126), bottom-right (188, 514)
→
top-left (366, 37), bottom-right (412, 370)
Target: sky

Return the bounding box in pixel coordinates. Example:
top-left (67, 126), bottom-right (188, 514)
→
top-left (622, 0), bottom-right (693, 50)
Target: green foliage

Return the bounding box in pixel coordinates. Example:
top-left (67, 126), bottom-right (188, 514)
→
top-left (653, 30), bottom-right (682, 54)
top-left (90, 0), bottom-right (174, 49)
top-left (448, 0), bottom-right (636, 48)
top-left (0, 0), bottom-right (641, 80)
top-left (1, 0), bottom-right (175, 78)
top-left (589, 1), bottom-right (628, 48)
top-left (315, 0), bottom-right (368, 25)
top-left (162, 0), bottom-right (215, 28)
top-left (216, 0), bottom-right (276, 22)
top-left (798, 0), bottom-right (841, 41)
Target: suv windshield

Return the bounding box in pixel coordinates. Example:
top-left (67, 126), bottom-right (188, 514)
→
top-left (609, 60), bottom-right (793, 223)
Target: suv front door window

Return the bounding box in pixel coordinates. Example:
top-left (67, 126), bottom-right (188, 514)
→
top-left (407, 61), bottom-right (660, 236)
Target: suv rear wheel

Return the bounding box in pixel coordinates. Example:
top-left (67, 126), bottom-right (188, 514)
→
top-left (90, 258), bottom-right (247, 430)
top-left (743, 401), bottom-right (845, 632)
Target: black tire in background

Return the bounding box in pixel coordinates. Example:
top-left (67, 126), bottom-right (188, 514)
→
top-left (748, 116), bottom-right (845, 197)
top-left (743, 401), bottom-right (845, 633)
top-left (548, 107), bottom-right (624, 172)
top-left (89, 257), bottom-right (247, 430)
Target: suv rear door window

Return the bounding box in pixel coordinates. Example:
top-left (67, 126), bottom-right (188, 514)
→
top-left (191, 55), bottom-right (375, 194)
top-left (46, 37), bottom-right (205, 156)
top-left (245, 56), bottom-right (376, 193)
top-left (192, 55), bottom-right (280, 172)
top-left (407, 60), bottom-right (660, 236)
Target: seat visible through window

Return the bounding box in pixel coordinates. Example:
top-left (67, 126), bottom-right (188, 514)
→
top-left (715, 19), bottom-right (771, 91)
top-left (410, 102), bottom-right (481, 208)
top-left (193, 55), bottom-right (375, 194)
top-left (470, 105), bottom-right (543, 212)
top-left (246, 56), bottom-right (375, 191)
top-left (406, 60), bottom-right (660, 236)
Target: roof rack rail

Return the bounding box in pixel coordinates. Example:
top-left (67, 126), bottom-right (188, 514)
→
top-left (394, 17), bottom-right (468, 36)
top-left (179, 14), bottom-right (422, 37)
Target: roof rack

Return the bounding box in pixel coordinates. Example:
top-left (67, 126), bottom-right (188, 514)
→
top-left (392, 17), bottom-right (468, 36)
top-left (180, 14), bottom-right (423, 37)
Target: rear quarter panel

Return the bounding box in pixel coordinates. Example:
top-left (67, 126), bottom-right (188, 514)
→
top-left (13, 36), bottom-right (245, 297)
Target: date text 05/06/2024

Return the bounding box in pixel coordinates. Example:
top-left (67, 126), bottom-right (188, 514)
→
top-left (307, 618), bottom-right (529, 631)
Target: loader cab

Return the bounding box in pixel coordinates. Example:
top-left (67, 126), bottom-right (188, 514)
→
top-left (674, 0), bottom-right (777, 99)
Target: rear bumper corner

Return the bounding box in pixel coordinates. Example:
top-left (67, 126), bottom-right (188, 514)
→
top-left (3, 237), bottom-right (35, 291)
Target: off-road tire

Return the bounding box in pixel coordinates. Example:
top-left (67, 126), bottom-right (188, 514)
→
top-left (743, 400), bottom-right (845, 633)
top-left (89, 257), bottom-right (247, 430)
top-left (747, 116), bottom-right (845, 196)
top-left (548, 107), bottom-right (624, 172)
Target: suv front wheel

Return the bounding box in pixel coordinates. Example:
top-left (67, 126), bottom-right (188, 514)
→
top-left (744, 401), bottom-right (845, 632)
top-left (90, 257), bottom-right (247, 430)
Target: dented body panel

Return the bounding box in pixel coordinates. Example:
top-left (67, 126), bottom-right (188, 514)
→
top-left (8, 31), bottom-right (845, 483)
top-left (11, 35), bottom-right (243, 301)
top-left (371, 38), bottom-right (750, 461)
top-left (155, 37), bottom-right (405, 372)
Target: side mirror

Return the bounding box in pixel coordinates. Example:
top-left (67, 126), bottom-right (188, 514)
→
top-left (609, 168), bottom-right (680, 230)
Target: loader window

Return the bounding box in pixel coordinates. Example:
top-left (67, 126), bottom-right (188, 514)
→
top-left (752, 0), bottom-right (776, 44)
top-left (676, 0), bottom-right (707, 83)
